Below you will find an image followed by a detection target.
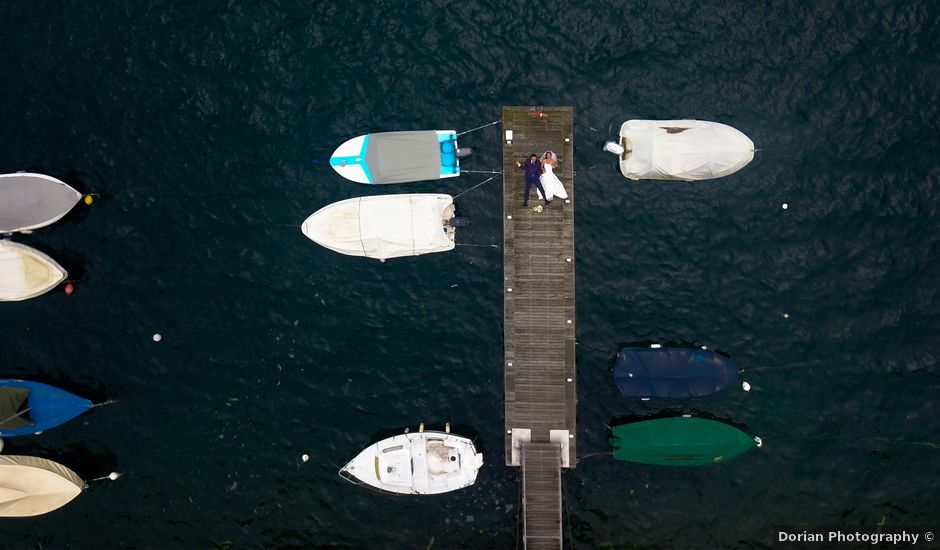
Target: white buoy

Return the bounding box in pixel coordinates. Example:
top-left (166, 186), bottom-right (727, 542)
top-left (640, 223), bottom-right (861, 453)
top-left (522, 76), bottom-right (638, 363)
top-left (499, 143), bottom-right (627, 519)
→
top-left (88, 472), bottom-right (122, 483)
top-left (152, 333), bottom-right (163, 342)
top-left (754, 436), bottom-right (763, 448)
top-left (783, 313), bottom-right (789, 319)
top-left (782, 203), bottom-right (788, 210)
top-left (301, 454), bottom-right (310, 462)
top-left (742, 381), bottom-right (751, 392)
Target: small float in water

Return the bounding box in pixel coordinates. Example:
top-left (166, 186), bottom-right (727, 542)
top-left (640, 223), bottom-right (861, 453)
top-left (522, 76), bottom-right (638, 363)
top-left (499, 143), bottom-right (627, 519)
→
top-left (0, 240), bottom-right (67, 301)
top-left (0, 173), bottom-right (82, 234)
top-left (612, 346), bottom-right (741, 399)
top-left (340, 423), bottom-right (484, 495)
top-left (0, 455), bottom-right (84, 517)
top-left (0, 380), bottom-right (93, 437)
top-left (603, 120), bottom-right (754, 181)
top-left (301, 193), bottom-right (463, 260)
top-left (330, 130), bottom-right (471, 184)
top-left (610, 416), bottom-right (761, 466)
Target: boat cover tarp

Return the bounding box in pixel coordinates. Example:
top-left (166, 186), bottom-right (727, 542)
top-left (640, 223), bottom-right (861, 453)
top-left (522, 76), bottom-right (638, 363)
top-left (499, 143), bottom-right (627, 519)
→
top-left (613, 348), bottom-right (739, 398)
top-left (610, 417), bottom-right (756, 466)
top-left (0, 173), bottom-right (81, 233)
top-left (0, 241), bottom-right (67, 301)
top-left (302, 194), bottom-right (455, 260)
top-left (619, 120), bottom-right (754, 180)
top-left (365, 131), bottom-right (448, 184)
top-left (0, 380), bottom-right (93, 437)
top-left (0, 387), bottom-right (31, 430)
top-left (0, 455), bottom-right (83, 517)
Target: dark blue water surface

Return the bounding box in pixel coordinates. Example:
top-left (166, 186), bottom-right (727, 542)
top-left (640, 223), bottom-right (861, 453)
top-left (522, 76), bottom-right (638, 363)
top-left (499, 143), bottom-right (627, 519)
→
top-left (1, 1), bottom-right (938, 548)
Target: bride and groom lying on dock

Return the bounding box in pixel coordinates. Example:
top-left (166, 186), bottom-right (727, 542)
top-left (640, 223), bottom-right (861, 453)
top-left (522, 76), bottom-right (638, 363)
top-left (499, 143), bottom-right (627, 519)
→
top-left (515, 151), bottom-right (568, 207)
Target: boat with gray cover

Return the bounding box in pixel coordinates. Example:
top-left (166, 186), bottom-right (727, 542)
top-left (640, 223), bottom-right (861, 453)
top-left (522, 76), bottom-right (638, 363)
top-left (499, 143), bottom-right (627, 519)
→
top-left (0, 173), bottom-right (81, 233)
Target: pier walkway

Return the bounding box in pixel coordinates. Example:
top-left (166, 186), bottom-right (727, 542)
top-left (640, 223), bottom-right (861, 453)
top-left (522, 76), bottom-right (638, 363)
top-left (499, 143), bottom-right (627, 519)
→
top-left (501, 106), bottom-right (576, 550)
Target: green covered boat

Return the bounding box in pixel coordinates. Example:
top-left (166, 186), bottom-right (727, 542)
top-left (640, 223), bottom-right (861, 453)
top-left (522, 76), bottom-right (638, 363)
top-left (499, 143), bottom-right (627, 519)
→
top-left (610, 417), bottom-right (760, 466)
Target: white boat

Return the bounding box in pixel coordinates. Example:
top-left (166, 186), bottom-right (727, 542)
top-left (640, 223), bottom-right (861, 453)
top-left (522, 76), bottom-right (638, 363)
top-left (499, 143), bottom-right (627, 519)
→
top-left (0, 240), bottom-right (67, 301)
top-left (340, 428), bottom-right (484, 495)
top-left (0, 455), bottom-right (83, 517)
top-left (301, 193), bottom-right (458, 260)
top-left (0, 173), bottom-right (82, 233)
top-left (330, 130), bottom-right (469, 185)
top-left (604, 120), bottom-right (754, 181)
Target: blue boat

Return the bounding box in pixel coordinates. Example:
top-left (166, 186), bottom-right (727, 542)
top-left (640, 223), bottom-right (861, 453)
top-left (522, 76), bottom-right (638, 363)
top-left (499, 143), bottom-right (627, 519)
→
top-left (612, 347), bottom-right (740, 399)
top-left (0, 379), bottom-right (92, 437)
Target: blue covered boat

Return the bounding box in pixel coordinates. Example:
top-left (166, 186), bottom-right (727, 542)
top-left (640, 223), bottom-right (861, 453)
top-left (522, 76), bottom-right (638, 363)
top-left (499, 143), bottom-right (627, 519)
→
top-left (0, 380), bottom-right (92, 437)
top-left (612, 347), bottom-right (740, 399)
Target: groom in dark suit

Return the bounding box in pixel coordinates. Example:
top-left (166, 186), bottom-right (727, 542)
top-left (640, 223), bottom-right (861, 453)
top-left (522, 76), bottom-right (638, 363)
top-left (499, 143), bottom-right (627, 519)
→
top-left (516, 153), bottom-right (548, 207)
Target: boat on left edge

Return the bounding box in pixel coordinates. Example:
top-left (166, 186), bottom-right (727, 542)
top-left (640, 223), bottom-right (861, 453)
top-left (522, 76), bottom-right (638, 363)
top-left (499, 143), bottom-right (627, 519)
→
top-left (340, 425), bottom-right (484, 495)
top-left (0, 455), bottom-right (84, 517)
top-left (0, 173), bottom-right (82, 233)
top-left (0, 379), bottom-right (93, 437)
top-left (0, 240), bottom-right (67, 301)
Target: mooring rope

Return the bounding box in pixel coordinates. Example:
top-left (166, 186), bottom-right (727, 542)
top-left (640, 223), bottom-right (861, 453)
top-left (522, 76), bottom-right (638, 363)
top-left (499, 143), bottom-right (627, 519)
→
top-left (453, 174), bottom-right (500, 199)
top-left (457, 120), bottom-right (501, 136)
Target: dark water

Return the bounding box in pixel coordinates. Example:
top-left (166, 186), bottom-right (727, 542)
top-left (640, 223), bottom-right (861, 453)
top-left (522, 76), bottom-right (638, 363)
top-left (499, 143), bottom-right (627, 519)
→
top-left (1, 1), bottom-right (938, 548)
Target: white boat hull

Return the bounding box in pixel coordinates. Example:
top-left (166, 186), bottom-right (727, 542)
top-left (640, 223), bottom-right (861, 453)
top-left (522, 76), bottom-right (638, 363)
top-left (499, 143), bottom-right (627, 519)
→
top-left (301, 194), bottom-right (456, 260)
top-left (0, 173), bottom-right (82, 233)
top-left (613, 120), bottom-right (754, 181)
top-left (0, 241), bottom-right (67, 301)
top-left (341, 431), bottom-right (483, 495)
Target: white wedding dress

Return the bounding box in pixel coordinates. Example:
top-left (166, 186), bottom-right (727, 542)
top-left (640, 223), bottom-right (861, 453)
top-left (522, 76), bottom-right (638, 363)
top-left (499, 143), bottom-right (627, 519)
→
top-left (537, 162), bottom-right (568, 201)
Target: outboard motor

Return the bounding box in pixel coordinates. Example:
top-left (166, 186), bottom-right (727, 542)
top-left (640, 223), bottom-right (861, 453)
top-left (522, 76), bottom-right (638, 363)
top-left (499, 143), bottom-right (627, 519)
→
top-left (448, 217), bottom-right (469, 227)
top-left (603, 141), bottom-right (625, 156)
top-left (456, 147), bottom-right (472, 158)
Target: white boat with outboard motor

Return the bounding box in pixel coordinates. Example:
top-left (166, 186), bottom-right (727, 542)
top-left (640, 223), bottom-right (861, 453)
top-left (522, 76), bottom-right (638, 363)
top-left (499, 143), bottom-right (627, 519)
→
top-left (604, 119), bottom-right (754, 181)
top-left (329, 130), bottom-right (471, 185)
top-left (0, 173), bottom-right (83, 234)
top-left (301, 193), bottom-right (465, 261)
top-left (339, 423), bottom-right (484, 495)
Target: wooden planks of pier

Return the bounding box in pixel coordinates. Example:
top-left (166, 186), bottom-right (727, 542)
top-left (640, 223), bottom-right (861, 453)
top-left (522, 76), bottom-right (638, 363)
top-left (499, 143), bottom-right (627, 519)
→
top-left (502, 106), bottom-right (576, 550)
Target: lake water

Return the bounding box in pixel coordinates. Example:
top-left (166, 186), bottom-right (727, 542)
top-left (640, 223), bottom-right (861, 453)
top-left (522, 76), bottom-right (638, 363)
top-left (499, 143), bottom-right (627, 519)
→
top-left (1, 1), bottom-right (938, 548)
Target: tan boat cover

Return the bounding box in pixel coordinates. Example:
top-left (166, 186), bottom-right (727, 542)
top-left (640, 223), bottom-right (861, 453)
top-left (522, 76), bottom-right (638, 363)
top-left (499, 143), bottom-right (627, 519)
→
top-left (301, 194), bottom-right (456, 260)
top-left (0, 455), bottom-right (83, 517)
top-left (0, 240), bottom-right (67, 301)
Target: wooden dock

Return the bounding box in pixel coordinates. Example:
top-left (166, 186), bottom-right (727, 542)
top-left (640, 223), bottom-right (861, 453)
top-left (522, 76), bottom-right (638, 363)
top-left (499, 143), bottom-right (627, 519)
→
top-left (502, 106), bottom-right (576, 550)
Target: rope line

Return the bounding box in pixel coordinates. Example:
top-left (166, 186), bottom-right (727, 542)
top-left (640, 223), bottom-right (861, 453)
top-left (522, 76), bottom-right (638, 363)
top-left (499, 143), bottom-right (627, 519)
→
top-left (453, 174), bottom-right (500, 199)
top-left (0, 406), bottom-right (30, 427)
top-left (457, 120), bottom-right (501, 136)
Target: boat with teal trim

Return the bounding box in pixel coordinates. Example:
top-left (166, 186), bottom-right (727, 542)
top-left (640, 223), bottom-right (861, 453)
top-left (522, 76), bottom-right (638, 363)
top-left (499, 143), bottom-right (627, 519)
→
top-left (330, 130), bottom-right (471, 184)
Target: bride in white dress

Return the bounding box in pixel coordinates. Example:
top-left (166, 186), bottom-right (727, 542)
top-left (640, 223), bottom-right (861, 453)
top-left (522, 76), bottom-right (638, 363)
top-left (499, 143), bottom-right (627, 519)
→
top-left (537, 151), bottom-right (568, 202)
